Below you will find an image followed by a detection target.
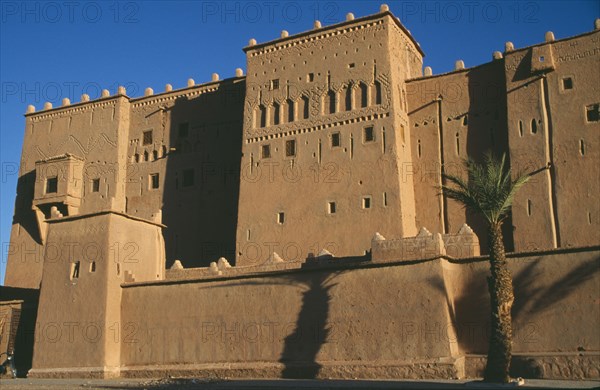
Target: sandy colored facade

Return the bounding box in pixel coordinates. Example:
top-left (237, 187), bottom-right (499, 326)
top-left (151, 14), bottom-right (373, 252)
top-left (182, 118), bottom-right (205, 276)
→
top-left (1, 5), bottom-right (599, 380)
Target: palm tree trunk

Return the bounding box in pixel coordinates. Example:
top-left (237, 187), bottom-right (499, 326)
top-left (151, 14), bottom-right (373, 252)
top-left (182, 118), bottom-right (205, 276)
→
top-left (484, 222), bottom-right (514, 383)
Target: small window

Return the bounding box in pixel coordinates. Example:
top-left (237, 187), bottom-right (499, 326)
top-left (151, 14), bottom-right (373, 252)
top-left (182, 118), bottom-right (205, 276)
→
top-left (586, 103), bottom-right (600, 122)
top-left (348, 63), bottom-right (355, 68)
top-left (46, 177), bottom-right (58, 194)
top-left (179, 123), bottom-right (189, 138)
top-left (285, 139), bottom-right (296, 157)
top-left (182, 169), bottom-right (194, 187)
top-left (150, 173), bottom-right (160, 189)
top-left (307, 73), bottom-right (314, 82)
top-left (539, 56), bottom-right (545, 62)
top-left (90, 261), bottom-right (96, 273)
top-left (143, 130), bottom-right (153, 145)
top-left (362, 197), bottom-right (371, 209)
top-left (71, 261), bottom-right (80, 280)
top-left (271, 79), bottom-right (279, 90)
top-left (363, 126), bottom-right (374, 142)
top-left (92, 178), bottom-right (100, 192)
top-left (262, 144), bottom-right (271, 159)
top-left (463, 115), bottom-right (468, 126)
top-left (331, 132), bottom-right (341, 147)
top-left (277, 212), bottom-right (285, 224)
top-left (562, 77), bottom-right (573, 90)
top-left (383, 192), bottom-right (388, 207)
top-left (328, 201), bottom-right (336, 214)
top-left (531, 119), bottom-right (538, 134)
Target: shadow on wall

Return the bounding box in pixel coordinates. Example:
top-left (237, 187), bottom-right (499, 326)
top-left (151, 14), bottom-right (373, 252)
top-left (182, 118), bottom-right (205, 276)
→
top-left (12, 171), bottom-right (42, 246)
top-left (199, 265), bottom-right (343, 379)
top-left (428, 254), bottom-right (599, 378)
top-left (161, 79), bottom-right (244, 268)
top-left (464, 60), bottom-right (514, 254)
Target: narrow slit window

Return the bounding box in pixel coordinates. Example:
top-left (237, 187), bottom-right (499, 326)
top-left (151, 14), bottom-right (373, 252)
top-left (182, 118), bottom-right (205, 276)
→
top-left (46, 177), bottom-right (58, 194)
top-left (455, 133), bottom-right (460, 156)
top-left (92, 178), bottom-right (100, 192)
top-left (518, 120), bottom-right (523, 137)
top-left (262, 144), bottom-right (271, 159)
top-left (285, 139), bottom-right (296, 157)
top-left (328, 202), bottom-right (336, 214)
top-left (331, 132), bottom-right (341, 147)
top-left (273, 102), bottom-right (280, 125)
top-left (463, 115), bottom-right (468, 126)
top-left (90, 261), bottom-right (96, 273)
top-left (307, 73), bottom-right (314, 82)
top-left (383, 192), bottom-right (388, 207)
top-left (287, 99), bottom-right (294, 122)
top-left (527, 199), bottom-right (532, 216)
top-left (417, 140), bottom-right (422, 158)
top-left (580, 139), bottom-right (585, 156)
top-left (143, 130), bottom-right (153, 145)
top-left (71, 261), bottom-right (80, 280)
top-left (277, 212), bottom-right (285, 224)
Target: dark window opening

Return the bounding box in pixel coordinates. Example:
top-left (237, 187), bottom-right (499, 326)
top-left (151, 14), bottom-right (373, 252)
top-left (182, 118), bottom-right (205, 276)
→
top-left (331, 132), bottom-right (341, 147)
top-left (307, 73), bottom-right (314, 82)
top-left (463, 115), bottom-right (468, 126)
top-left (286, 139), bottom-right (296, 157)
top-left (362, 197), bottom-right (371, 209)
top-left (360, 83), bottom-right (368, 108)
top-left (328, 202), bottom-right (336, 214)
top-left (92, 178), bottom-right (100, 192)
top-left (46, 177), bottom-right (58, 194)
top-left (262, 144), bottom-right (271, 159)
top-left (348, 63), bottom-right (355, 68)
top-left (143, 130), bottom-right (153, 145)
top-left (71, 261), bottom-right (80, 280)
top-left (531, 119), bottom-right (538, 134)
top-left (586, 103), bottom-right (600, 122)
top-left (259, 105), bottom-right (267, 127)
top-left (327, 90), bottom-right (336, 114)
top-left (519, 120), bottom-right (523, 137)
top-left (277, 212), bottom-right (285, 224)
top-left (179, 123), bottom-right (189, 138)
top-left (271, 79), bottom-right (279, 90)
top-left (562, 77), bottom-right (573, 90)
top-left (90, 261), bottom-right (96, 273)
top-left (287, 99), bottom-right (294, 122)
top-left (150, 173), bottom-right (160, 189)
top-left (302, 96), bottom-right (309, 119)
top-left (273, 102), bottom-right (280, 125)
top-left (374, 81), bottom-right (382, 105)
top-left (364, 126), bottom-right (374, 142)
top-left (182, 169), bottom-right (194, 187)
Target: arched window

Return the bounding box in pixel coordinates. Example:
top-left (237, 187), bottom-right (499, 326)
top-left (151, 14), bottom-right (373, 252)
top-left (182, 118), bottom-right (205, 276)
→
top-left (345, 84), bottom-right (353, 111)
top-left (301, 96), bottom-right (309, 119)
top-left (373, 80), bottom-right (382, 105)
top-left (259, 104), bottom-right (267, 127)
top-left (286, 99), bottom-right (294, 122)
top-left (272, 102), bottom-right (280, 125)
top-left (359, 82), bottom-right (368, 108)
top-left (325, 90), bottom-right (336, 114)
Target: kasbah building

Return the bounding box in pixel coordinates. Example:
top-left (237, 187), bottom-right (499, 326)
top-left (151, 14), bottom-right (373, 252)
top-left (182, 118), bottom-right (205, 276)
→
top-left (1, 4), bottom-right (599, 381)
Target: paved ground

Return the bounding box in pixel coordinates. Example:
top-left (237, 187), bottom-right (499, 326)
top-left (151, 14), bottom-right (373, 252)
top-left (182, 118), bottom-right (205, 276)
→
top-left (0, 378), bottom-right (599, 390)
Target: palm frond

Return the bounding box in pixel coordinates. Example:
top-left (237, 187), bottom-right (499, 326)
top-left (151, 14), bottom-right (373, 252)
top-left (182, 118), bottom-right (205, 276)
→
top-left (440, 152), bottom-right (531, 224)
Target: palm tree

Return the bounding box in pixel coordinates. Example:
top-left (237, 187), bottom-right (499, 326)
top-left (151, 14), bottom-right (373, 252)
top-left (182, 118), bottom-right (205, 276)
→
top-left (441, 153), bottom-right (531, 383)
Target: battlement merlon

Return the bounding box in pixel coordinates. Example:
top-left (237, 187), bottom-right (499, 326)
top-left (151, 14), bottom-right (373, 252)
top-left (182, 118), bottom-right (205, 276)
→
top-left (242, 7), bottom-right (425, 58)
top-left (23, 74), bottom-right (246, 117)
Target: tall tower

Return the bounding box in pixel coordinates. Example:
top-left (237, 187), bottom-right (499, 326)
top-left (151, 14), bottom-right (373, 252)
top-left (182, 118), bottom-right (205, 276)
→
top-left (235, 7), bottom-right (424, 265)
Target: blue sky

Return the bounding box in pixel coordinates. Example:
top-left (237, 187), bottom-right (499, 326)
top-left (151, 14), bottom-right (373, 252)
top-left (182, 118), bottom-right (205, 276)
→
top-left (1, 0), bottom-right (598, 283)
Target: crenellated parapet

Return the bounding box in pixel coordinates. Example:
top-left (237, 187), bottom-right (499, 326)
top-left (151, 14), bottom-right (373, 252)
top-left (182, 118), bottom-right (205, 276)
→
top-left (371, 224), bottom-right (480, 263)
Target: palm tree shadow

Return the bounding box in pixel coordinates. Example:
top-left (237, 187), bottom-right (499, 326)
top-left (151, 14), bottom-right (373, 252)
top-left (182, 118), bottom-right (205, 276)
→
top-left (279, 271), bottom-right (336, 379)
top-left (197, 264), bottom-right (346, 379)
